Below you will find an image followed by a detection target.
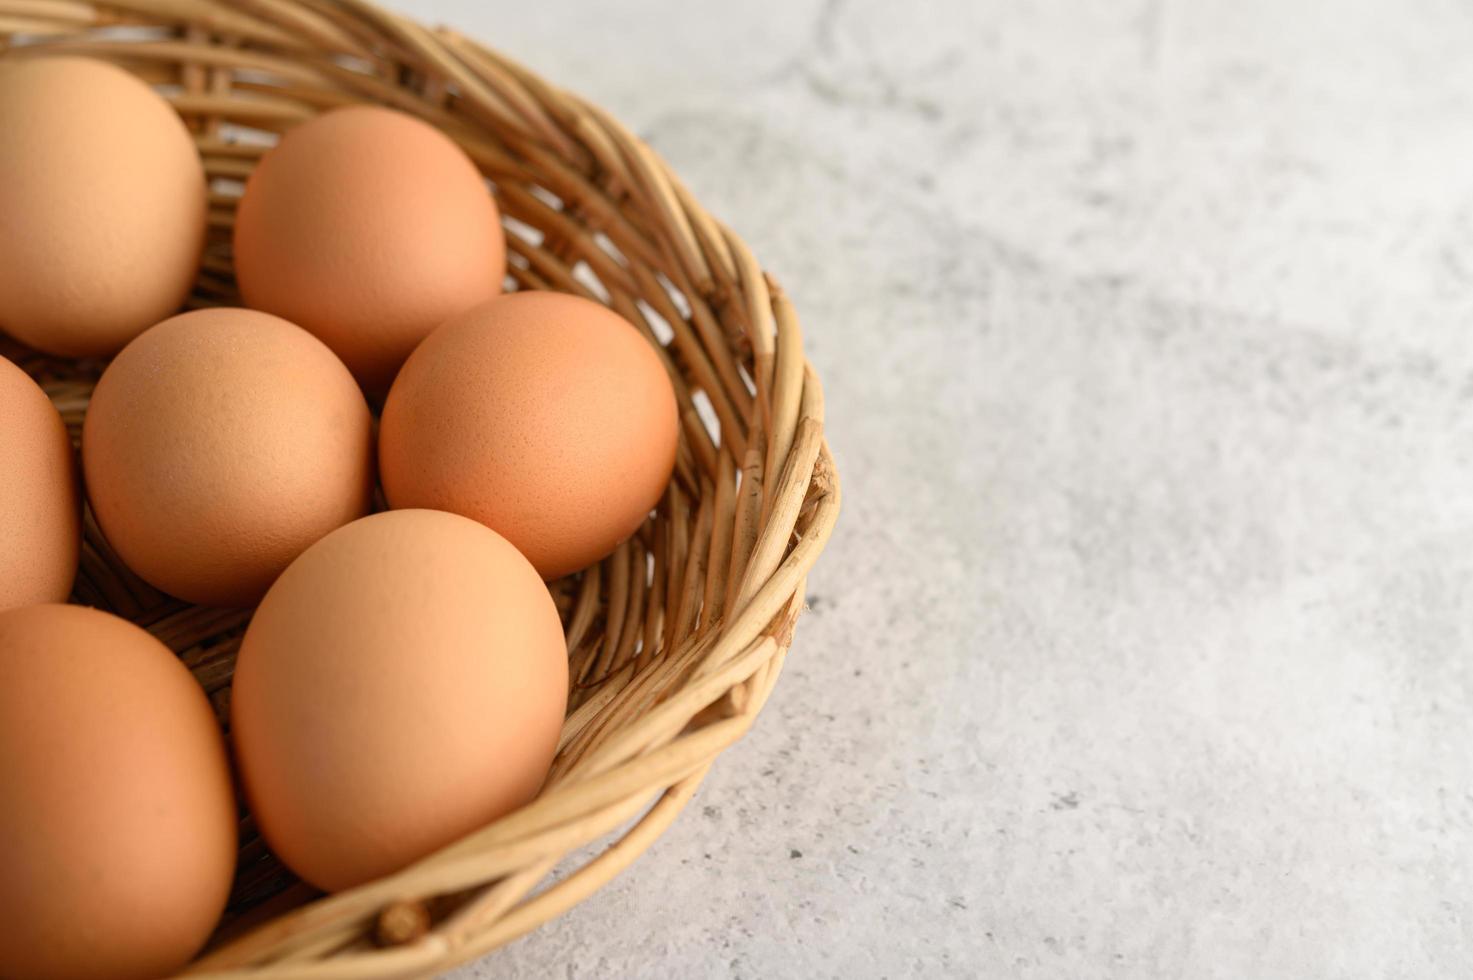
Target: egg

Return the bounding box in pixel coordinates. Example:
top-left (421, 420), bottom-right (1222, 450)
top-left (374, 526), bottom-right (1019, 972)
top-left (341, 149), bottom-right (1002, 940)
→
top-left (0, 604), bottom-right (236, 980)
top-left (232, 509), bottom-right (567, 892)
top-left (380, 292), bottom-right (679, 579)
top-left (82, 308), bottom-right (373, 607)
top-left (0, 357), bottom-right (79, 611)
top-left (0, 57), bottom-right (205, 357)
top-left (233, 105), bottom-right (505, 393)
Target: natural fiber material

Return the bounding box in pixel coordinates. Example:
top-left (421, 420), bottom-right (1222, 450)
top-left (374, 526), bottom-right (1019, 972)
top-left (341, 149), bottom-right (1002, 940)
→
top-left (0, 1), bottom-right (840, 975)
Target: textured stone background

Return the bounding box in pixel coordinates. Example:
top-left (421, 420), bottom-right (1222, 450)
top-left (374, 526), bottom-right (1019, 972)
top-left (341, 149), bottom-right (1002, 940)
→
top-left (395, 1), bottom-right (1473, 976)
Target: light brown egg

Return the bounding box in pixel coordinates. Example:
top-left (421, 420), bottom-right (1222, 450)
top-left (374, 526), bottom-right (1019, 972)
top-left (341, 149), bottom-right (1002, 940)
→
top-left (0, 604), bottom-right (237, 980)
top-left (0, 57), bottom-right (205, 357)
top-left (380, 292), bottom-right (680, 579)
top-left (232, 509), bottom-right (568, 892)
top-left (233, 105), bottom-right (505, 393)
top-left (82, 308), bottom-right (373, 607)
top-left (0, 357), bottom-right (79, 611)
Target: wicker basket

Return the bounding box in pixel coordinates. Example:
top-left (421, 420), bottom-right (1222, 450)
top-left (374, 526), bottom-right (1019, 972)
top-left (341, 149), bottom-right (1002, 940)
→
top-left (0, 2), bottom-right (840, 975)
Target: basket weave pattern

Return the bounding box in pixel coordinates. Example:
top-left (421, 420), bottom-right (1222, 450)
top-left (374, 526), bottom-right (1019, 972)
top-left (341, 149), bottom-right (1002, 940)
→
top-left (0, 1), bottom-right (840, 975)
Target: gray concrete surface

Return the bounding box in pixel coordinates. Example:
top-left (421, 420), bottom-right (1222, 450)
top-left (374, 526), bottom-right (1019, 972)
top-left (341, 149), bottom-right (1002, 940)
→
top-left (397, 1), bottom-right (1473, 976)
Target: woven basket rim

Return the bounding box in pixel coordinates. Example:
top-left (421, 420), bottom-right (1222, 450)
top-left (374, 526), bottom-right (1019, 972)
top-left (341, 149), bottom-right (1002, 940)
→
top-left (0, 1), bottom-right (841, 975)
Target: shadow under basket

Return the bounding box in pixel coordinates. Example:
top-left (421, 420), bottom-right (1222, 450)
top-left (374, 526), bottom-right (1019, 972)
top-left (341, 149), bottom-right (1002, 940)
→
top-left (0, 1), bottom-right (840, 975)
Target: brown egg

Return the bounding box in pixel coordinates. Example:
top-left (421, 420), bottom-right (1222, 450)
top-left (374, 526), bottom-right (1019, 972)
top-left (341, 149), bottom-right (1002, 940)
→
top-left (0, 357), bottom-right (79, 611)
top-left (380, 292), bottom-right (680, 579)
top-left (0, 57), bottom-right (205, 357)
top-left (0, 604), bottom-right (237, 980)
top-left (82, 308), bottom-right (373, 607)
top-left (232, 509), bottom-right (568, 892)
top-left (233, 105), bottom-right (505, 393)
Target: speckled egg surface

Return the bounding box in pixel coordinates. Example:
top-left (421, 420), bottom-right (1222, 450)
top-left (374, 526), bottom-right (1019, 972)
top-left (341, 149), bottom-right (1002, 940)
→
top-left (379, 292), bottom-right (679, 579)
top-left (82, 307), bottom-right (374, 607)
top-left (233, 104), bottom-right (505, 394)
top-left (0, 355), bottom-right (79, 612)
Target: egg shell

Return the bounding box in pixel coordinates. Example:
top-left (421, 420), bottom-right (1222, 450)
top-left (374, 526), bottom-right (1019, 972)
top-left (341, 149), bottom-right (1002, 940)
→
top-left (232, 509), bottom-right (568, 892)
top-left (0, 604), bottom-right (237, 980)
top-left (0, 357), bottom-right (79, 611)
top-left (233, 105), bottom-right (505, 393)
top-left (379, 292), bottom-right (680, 579)
top-left (82, 307), bottom-right (374, 607)
top-left (0, 57), bottom-right (205, 357)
